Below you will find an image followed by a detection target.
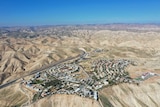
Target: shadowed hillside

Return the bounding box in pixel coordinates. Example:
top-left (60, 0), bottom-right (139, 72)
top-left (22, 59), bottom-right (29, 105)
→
top-left (0, 25), bottom-right (160, 107)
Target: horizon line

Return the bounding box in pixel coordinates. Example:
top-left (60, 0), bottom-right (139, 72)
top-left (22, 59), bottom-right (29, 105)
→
top-left (1, 22), bottom-right (160, 27)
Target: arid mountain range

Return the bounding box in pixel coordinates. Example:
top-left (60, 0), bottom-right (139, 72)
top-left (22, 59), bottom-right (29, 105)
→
top-left (0, 24), bottom-right (160, 107)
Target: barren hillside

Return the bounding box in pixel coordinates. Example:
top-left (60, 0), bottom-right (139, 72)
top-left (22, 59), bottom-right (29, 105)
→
top-left (0, 25), bottom-right (160, 107)
top-left (30, 94), bottom-right (100, 107)
top-left (100, 81), bottom-right (160, 107)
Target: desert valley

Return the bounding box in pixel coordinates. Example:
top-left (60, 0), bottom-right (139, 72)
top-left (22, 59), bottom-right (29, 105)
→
top-left (0, 24), bottom-right (160, 107)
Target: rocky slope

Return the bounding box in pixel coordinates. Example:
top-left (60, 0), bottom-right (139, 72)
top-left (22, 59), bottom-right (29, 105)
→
top-left (100, 79), bottom-right (160, 107)
top-left (0, 84), bottom-right (27, 107)
top-left (0, 26), bottom-right (160, 107)
top-left (0, 37), bottom-right (80, 84)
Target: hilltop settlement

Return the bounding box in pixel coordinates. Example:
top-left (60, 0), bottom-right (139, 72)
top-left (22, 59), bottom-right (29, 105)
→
top-left (19, 50), bottom-right (159, 104)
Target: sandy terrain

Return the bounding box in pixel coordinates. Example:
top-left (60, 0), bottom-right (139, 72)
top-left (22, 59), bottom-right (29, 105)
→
top-left (100, 80), bottom-right (160, 107)
top-left (30, 94), bottom-right (100, 107)
top-left (0, 84), bottom-right (28, 107)
top-left (0, 26), bottom-right (160, 107)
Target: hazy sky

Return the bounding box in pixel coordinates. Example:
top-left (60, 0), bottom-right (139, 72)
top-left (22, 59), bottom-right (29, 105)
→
top-left (0, 0), bottom-right (160, 26)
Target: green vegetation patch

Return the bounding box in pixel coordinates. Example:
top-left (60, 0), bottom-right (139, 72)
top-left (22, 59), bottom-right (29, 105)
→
top-left (32, 92), bottom-right (41, 102)
top-left (44, 79), bottom-right (62, 88)
top-left (31, 79), bottom-right (44, 84)
top-left (135, 77), bottom-right (143, 81)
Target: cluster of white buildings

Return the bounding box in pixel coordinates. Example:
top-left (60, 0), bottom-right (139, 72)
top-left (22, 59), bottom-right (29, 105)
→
top-left (21, 57), bottom-right (143, 103)
top-left (22, 63), bottom-right (99, 101)
top-left (46, 63), bottom-right (79, 76)
top-left (141, 72), bottom-right (158, 80)
top-left (22, 58), bottom-right (137, 102)
top-left (91, 59), bottom-right (135, 87)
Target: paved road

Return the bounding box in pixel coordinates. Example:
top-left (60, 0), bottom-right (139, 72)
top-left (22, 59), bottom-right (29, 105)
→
top-left (0, 51), bottom-right (85, 89)
top-left (79, 65), bottom-right (90, 78)
top-left (0, 79), bottom-right (18, 89)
